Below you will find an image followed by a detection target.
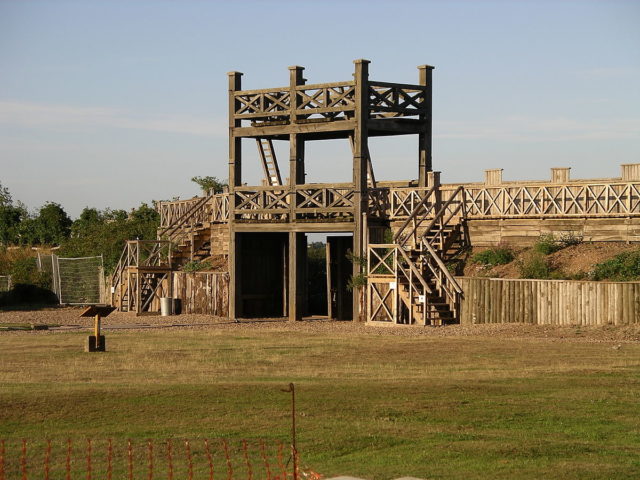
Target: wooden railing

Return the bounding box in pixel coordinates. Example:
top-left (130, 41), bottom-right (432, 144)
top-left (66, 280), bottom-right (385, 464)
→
top-left (158, 194), bottom-right (228, 228)
top-left (158, 198), bottom-right (202, 228)
top-left (420, 241), bottom-right (463, 319)
top-left (396, 246), bottom-right (431, 325)
top-left (393, 185), bottom-right (438, 247)
top-left (233, 184), bottom-right (357, 221)
top-left (233, 81), bottom-right (356, 121)
top-left (367, 181), bottom-right (640, 220)
top-left (366, 244), bottom-right (432, 325)
top-left (297, 82), bottom-right (356, 119)
top-left (157, 180), bottom-right (640, 227)
top-left (457, 182), bottom-right (640, 217)
top-left (368, 81), bottom-right (427, 119)
top-left (233, 79), bottom-right (429, 122)
top-left (419, 186), bottom-right (466, 250)
top-left (295, 185), bottom-right (354, 219)
top-left (234, 186), bottom-right (290, 219)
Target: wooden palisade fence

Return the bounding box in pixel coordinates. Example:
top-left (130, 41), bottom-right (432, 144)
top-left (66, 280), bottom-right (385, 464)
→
top-left (458, 277), bottom-right (640, 326)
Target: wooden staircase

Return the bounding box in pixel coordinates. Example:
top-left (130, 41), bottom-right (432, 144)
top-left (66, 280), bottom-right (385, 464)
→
top-left (110, 195), bottom-right (214, 312)
top-left (367, 186), bottom-right (467, 325)
top-left (156, 195), bottom-right (213, 267)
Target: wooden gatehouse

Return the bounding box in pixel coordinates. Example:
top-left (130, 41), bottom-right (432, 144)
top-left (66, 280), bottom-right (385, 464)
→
top-left (110, 60), bottom-right (640, 325)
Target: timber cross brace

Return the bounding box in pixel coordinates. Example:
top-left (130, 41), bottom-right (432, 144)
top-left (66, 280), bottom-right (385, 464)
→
top-left (108, 60), bottom-right (640, 325)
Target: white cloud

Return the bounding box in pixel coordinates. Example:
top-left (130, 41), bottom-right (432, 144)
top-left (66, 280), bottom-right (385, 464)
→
top-left (0, 100), bottom-right (227, 137)
top-left (436, 116), bottom-right (640, 142)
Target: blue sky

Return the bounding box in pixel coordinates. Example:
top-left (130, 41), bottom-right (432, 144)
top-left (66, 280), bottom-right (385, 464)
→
top-left (1, 0), bottom-right (639, 217)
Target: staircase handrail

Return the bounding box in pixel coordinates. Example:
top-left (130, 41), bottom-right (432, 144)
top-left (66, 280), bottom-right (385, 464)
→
top-left (421, 241), bottom-right (463, 295)
top-left (420, 186), bottom-right (465, 247)
top-left (396, 246), bottom-right (433, 294)
top-left (110, 246), bottom-right (128, 288)
top-left (158, 194), bottom-right (212, 241)
top-left (393, 184), bottom-right (438, 247)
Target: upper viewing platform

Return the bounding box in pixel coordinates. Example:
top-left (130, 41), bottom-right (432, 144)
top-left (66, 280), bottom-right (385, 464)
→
top-left (228, 59), bottom-right (433, 140)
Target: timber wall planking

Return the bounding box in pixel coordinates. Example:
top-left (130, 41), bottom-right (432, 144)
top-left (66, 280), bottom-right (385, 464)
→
top-left (172, 272), bottom-right (229, 317)
top-left (466, 217), bottom-right (640, 246)
top-left (458, 277), bottom-right (640, 325)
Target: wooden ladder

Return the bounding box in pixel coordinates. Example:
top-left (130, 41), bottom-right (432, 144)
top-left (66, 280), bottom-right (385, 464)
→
top-left (256, 138), bottom-right (283, 186)
top-left (348, 134), bottom-right (376, 188)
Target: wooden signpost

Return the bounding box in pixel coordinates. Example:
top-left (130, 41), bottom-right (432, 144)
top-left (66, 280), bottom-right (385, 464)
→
top-left (80, 305), bottom-right (116, 352)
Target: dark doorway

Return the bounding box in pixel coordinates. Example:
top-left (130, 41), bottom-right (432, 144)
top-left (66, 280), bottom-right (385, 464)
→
top-left (307, 241), bottom-right (327, 316)
top-left (237, 232), bottom-right (287, 318)
top-left (326, 236), bottom-right (353, 320)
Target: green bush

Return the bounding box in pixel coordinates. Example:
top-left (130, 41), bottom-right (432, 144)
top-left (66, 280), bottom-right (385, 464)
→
top-left (182, 260), bottom-right (212, 272)
top-left (534, 232), bottom-right (583, 255)
top-left (534, 235), bottom-right (562, 255)
top-left (558, 231), bottom-right (583, 248)
top-left (10, 257), bottom-right (50, 289)
top-left (518, 252), bottom-right (552, 279)
top-left (591, 250), bottom-right (640, 281)
top-left (472, 247), bottom-right (514, 267)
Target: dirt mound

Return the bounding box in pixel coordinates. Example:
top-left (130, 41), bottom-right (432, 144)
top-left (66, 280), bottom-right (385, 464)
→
top-left (463, 241), bottom-right (639, 279)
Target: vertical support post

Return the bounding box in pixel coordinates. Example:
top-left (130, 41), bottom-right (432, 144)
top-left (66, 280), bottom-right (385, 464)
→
top-left (326, 241), bottom-right (333, 319)
top-left (287, 66), bottom-right (306, 321)
top-left (288, 232), bottom-right (298, 321)
top-left (352, 59), bottom-right (370, 321)
top-left (418, 65), bottom-right (435, 187)
top-left (227, 71), bottom-right (242, 321)
top-left (428, 170), bottom-right (442, 212)
top-left (289, 66), bottom-right (306, 218)
top-left (94, 314), bottom-right (101, 348)
top-left (281, 383), bottom-right (297, 480)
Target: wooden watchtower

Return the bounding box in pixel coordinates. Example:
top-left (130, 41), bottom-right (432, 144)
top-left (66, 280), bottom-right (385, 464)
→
top-left (227, 59), bottom-right (434, 321)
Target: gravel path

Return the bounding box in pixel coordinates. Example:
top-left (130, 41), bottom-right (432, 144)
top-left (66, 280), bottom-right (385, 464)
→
top-left (0, 306), bottom-right (638, 343)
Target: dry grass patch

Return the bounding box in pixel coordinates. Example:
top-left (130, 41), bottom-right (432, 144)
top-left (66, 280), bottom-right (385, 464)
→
top-left (1, 322), bottom-right (639, 479)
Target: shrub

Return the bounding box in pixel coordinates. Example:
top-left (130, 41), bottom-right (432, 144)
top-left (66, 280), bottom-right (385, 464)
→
top-left (558, 231), bottom-right (583, 248)
top-left (10, 256), bottom-right (50, 289)
top-left (534, 232), bottom-right (583, 255)
top-left (591, 250), bottom-right (640, 281)
top-left (182, 260), bottom-right (212, 272)
top-left (347, 273), bottom-right (367, 291)
top-left (518, 252), bottom-right (551, 279)
top-left (471, 247), bottom-right (514, 267)
top-left (191, 176), bottom-right (227, 195)
top-left (534, 235), bottom-right (561, 255)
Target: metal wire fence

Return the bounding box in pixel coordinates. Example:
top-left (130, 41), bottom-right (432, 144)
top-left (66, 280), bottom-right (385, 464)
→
top-left (0, 438), bottom-right (313, 480)
top-left (36, 254), bottom-right (104, 305)
top-left (57, 256), bottom-right (103, 305)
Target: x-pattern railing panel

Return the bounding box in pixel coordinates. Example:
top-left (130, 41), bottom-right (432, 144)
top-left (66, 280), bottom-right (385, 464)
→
top-left (296, 188), bottom-right (354, 209)
top-left (370, 283), bottom-right (395, 322)
top-left (296, 83), bottom-right (355, 117)
top-left (158, 198), bottom-right (203, 228)
top-left (389, 188), bottom-right (435, 219)
top-left (368, 82), bottom-right (427, 118)
top-left (460, 182), bottom-right (640, 217)
top-left (233, 188), bottom-right (289, 221)
top-left (368, 246), bottom-right (396, 276)
top-left (234, 89), bottom-right (291, 119)
top-left (209, 194), bottom-right (230, 222)
top-left (367, 188), bottom-right (390, 218)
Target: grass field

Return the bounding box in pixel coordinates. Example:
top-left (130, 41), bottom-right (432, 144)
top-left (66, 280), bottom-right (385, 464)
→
top-left (1, 321), bottom-right (639, 479)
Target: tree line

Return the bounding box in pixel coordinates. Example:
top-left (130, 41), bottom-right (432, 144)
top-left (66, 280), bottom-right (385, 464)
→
top-left (0, 181), bottom-right (159, 274)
